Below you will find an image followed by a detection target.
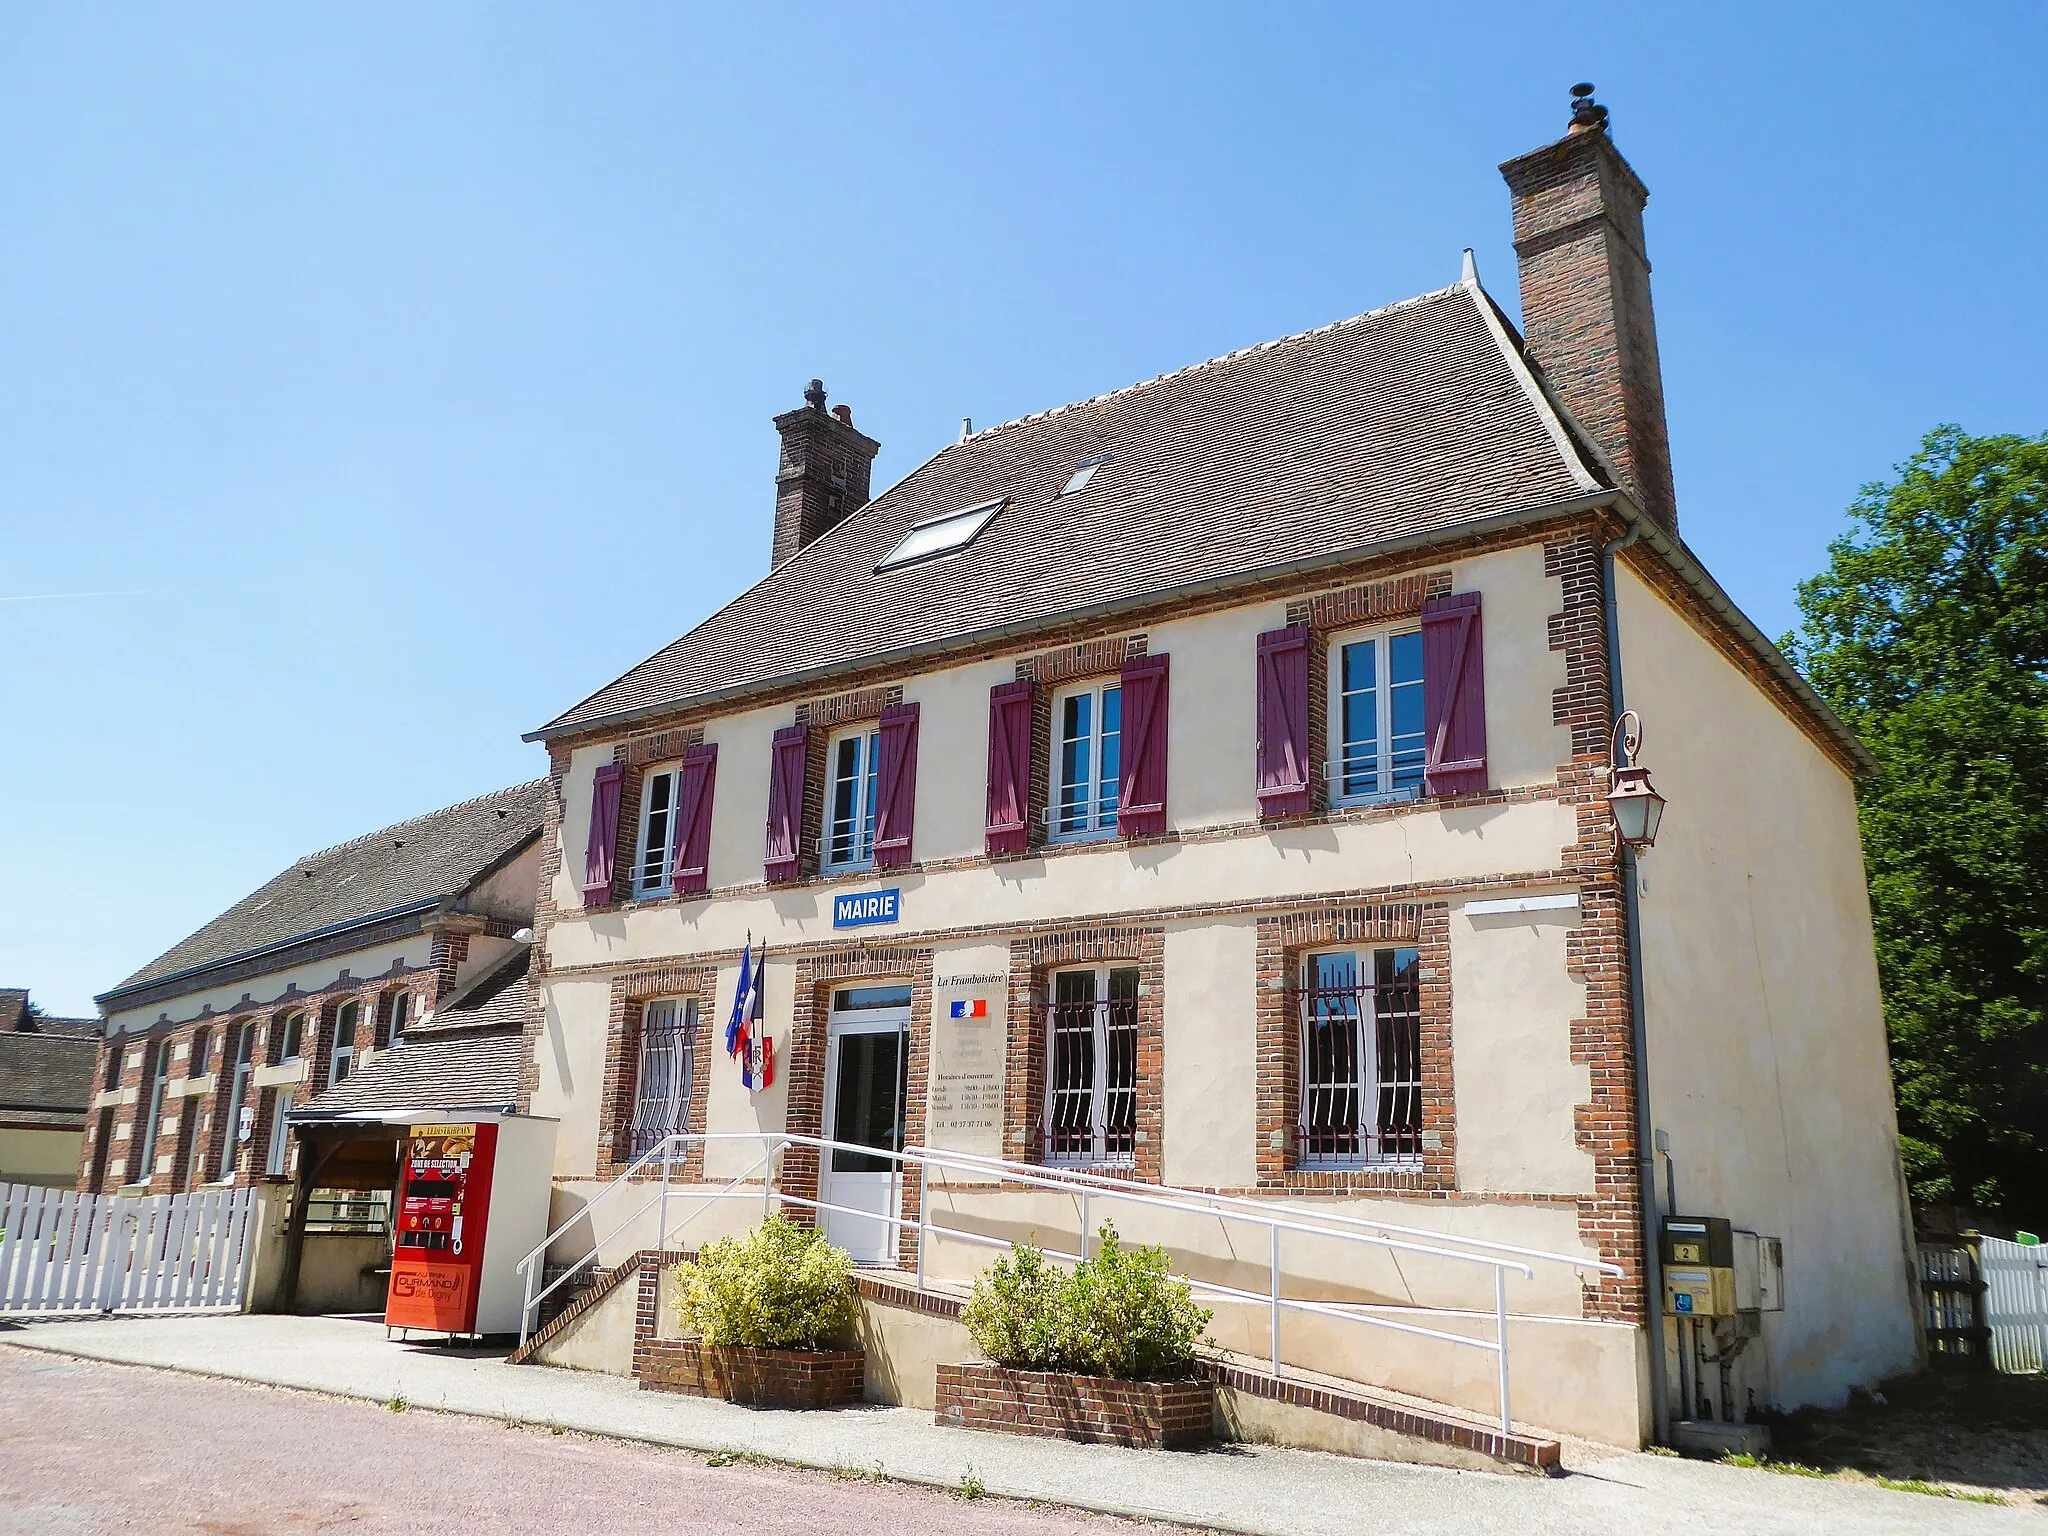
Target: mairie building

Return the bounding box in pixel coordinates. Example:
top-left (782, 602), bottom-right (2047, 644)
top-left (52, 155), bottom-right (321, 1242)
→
top-left (506, 97), bottom-right (1917, 1445)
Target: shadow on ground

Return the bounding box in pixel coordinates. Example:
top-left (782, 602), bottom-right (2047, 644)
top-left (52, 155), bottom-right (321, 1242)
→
top-left (1750, 1370), bottom-right (2048, 1508)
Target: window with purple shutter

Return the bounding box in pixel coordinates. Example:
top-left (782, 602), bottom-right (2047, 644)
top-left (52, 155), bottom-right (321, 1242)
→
top-left (763, 725), bottom-right (809, 884)
top-left (871, 703), bottom-right (920, 870)
top-left (1256, 625), bottom-right (1312, 819)
top-left (1421, 591), bottom-right (1488, 796)
top-left (985, 679), bottom-right (1034, 855)
top-left (668, 743), bottom-right (719, 896)
top-left (1117, 653), bottom-right (1170, 838)
top-left (584, 762), bottom-right (624, 908)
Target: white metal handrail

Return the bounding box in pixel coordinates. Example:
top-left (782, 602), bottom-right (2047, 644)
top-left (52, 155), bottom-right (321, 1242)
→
top-left (513, 1130), bottom-right (1624, 1434)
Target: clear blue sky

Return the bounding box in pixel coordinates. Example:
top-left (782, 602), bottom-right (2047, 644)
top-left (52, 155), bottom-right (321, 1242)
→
top-left (4, 5), bottom-right (2043, 1015)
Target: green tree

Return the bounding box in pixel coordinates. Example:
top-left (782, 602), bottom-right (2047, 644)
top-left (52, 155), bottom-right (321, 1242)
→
top-left (1786, 426), bottom-right (2048, 1228)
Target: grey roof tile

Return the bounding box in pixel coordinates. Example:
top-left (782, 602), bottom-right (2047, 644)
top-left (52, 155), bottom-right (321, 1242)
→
top-left (536, 282), bottom-right (1602, 737)
top-left (0, 1033), bottom-right (97, 1122)
top-left (104, 782), bottom-right (550, 1001)
top-left (295, 949), bottom-right (531, 1119)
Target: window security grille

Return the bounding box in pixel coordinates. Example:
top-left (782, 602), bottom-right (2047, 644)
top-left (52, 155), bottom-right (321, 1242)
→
top-left (1043, 967), bottom-right (1138, 1166)
top-left (1295, 949), bottom-right (1423, 1166)
top-left (629, 998), bottom-right (696, 1162)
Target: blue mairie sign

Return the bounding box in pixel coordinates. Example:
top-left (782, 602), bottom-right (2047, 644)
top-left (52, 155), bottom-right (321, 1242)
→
top-left (832, 888), bottom-right (901, 929)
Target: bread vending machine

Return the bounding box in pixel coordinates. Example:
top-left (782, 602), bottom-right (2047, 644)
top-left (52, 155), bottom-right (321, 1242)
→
top-left (386, 1114), bottom-right (556, 1339)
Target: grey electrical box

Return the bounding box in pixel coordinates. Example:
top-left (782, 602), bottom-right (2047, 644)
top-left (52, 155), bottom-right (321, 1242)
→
top-left (1735, 1231), bottom-right (1785, 1313)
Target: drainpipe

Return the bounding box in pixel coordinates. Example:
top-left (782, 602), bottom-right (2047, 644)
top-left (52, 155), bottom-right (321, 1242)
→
top-left (1603, 521), bottom-right (1671, 1445)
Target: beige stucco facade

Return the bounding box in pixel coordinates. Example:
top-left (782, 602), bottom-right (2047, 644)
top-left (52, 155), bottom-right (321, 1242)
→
top-left (528, 529), bottom-right (1913, 1446)
top-left (1616, 560), bottom-right (1920, 1415)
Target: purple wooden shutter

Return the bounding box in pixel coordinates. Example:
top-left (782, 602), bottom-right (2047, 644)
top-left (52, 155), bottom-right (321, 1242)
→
top-left (985, 679), bottom-right (1034, 855)
top-left (583, 762), bottom-right (623, 908)
top-left (763, 725), bottom-right (809, 884)
top-left (668, 743), bottom-right (719, 896)
top-left (1256, 625), bottom-right (1312, 820)
top-left (1118, 652), bottom-right (1170, 838)
top-left (1421, 591), bottom-right (1488, 796)
top-left (871, 703), bottom-right (921, 870)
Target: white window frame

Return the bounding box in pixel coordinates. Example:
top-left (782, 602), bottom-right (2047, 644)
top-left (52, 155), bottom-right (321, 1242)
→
top-left (328, 1001), bottom-right (359, 1088)
top-left (1042, 965), bottom-right (1139, 1168)
top-left (265, 1088), bottom-right (293, 1176)
top-left (385, 989), bottom-right (413, 1048)
top-left (1295, 947), bottom-right (1424, 1170)
top-left (634, 764), bottom-right (682, 896)
top-left (1327, 625), bottom-right (1427, 807)
top-left (275, 1011), bottom-right (304, 1065)
top-left (822, 726), bottom-right (881, 873)
top-left (628, 997), bottom-right (696, 1163)
top-left (135, 1041), bottom-right (170, 1177)
top-left (219, 1023), bottom-right (254, 1182)
top-left (1049, 681), bottom-right (1122, 842)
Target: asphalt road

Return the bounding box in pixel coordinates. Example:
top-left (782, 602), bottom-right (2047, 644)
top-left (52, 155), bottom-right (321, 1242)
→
top-left (0, 1346), bottom-right (1163, 1534)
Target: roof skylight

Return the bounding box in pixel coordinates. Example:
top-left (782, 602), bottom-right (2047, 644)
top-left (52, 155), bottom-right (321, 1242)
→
top-left (876, 498), bottom-right (1007, 572)
top-left (1058, 456), bottom-right (1112, 497)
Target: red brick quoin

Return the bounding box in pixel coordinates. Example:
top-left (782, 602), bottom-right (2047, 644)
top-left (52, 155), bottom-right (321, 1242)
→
top-left (639, 1340), bottom-right (864, 1410)
top-left (935, 1362), bottom-right (1212, 1449)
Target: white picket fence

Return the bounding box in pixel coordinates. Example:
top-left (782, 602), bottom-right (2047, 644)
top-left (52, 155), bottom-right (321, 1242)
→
top-left (1982, 1235), bottom-right (2048, 1375)
top-left (0, 1183), bottom-right (259, 1316)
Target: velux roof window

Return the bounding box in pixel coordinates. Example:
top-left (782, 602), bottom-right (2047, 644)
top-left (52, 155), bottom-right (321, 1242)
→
top-left (1058, 456), bottom-right (1111, 496)
top-left (876, 497), bottom-right (1006, 572)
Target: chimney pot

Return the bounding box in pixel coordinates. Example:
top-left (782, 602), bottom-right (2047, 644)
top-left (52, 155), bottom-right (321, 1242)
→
top-left (804, 379), bottom-right (827, 410)
top-left (832, 404), bottom-right (852, 426)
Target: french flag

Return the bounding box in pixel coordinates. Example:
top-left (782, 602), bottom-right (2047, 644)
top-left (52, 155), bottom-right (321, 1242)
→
top-left (949, 999), bottom-right (988, 1019)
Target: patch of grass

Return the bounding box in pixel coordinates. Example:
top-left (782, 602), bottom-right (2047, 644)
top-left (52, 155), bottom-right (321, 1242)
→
top-left (1873, 1476), bottom-right (2005, 1505)
top-left (831, 1461), bottom-right (885, 1484)
top-left (385, 1393), bottom-right (407, 1413)
top-left (957, 1468), bottom-right (987, 1501)
top-left (1643, 1445), bottom-right (1678, 1457)
top-left (705, 1448), bottom-right (774, 1469)
top-left (1721, 1452), bottom-right (1828, 1478)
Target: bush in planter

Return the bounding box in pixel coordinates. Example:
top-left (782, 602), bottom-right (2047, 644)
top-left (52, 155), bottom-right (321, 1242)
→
top-left (962, 1223), bottom-right (1211, 1381)
top-left (673, 1214), bottom-right (856, 1351)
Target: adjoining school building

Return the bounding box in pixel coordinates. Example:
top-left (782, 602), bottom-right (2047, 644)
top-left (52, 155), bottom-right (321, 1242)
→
top-left (78, 782), bottom-right (549, 1312)
top-left (525, 93), bottom-right (1909, 1446)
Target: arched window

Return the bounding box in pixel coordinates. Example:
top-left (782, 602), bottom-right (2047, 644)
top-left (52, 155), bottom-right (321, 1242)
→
top-left (219, 1021), bottom-right (256, 1182)
top-left (273, 1011), bottom-right (304, 1065)
top-left (381, 990), bottom-right (412, 1049)
top-left (329, 1001), bottom-right (359, 1087)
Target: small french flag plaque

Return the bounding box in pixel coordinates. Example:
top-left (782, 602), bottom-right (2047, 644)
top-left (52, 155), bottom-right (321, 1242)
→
top-left (948, 999), bottom-right (989, 1020)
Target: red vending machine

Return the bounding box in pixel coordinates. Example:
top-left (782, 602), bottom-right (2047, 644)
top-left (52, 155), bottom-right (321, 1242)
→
top-left (388, 1123), bottom-right (497, 1336)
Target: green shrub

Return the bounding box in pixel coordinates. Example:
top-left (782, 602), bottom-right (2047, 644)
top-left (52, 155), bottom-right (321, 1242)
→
top-left (961, 1223), bottom-right (1211, 1381)
top-left (672, 1214), bottom-right (856, 1351)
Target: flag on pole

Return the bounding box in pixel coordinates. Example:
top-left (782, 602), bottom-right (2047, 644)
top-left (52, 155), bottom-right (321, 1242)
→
top-left (750, 954), bottom-right (772, 1090)
top-left (727, 938), bottom-right (754, 1063)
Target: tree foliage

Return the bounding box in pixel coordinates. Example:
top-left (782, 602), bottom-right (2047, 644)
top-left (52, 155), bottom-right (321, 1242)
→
top-left (1786, 426), bottom-right (2048, 1227)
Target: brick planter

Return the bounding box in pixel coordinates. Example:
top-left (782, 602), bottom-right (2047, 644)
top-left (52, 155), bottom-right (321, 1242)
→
top-left (639, 1340), bottom-right (864, 1409)
top-left (935, 1362), bottom-right (1213, 1448)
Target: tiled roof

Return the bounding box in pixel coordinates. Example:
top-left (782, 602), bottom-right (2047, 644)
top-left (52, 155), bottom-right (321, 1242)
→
top-left (0, 1033), bottom-right (97, 1128)
top-left (104, 782), bottom-right (551, 1002)
top-left (0, 990), bottom-right (100, 1038)
top-left (295, 949), bottom-right (530, 1120)
top-left (534, 279), bottom-right (1603, 737)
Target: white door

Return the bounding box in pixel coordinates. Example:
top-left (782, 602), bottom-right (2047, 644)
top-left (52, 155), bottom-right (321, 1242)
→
top-left (819, 985), bottom-right (911, 1266)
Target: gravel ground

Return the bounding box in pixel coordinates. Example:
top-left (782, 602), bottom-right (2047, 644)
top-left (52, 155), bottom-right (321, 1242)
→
top-left (4, 1314), bottom-right (2040, 1535)
top-left (0, 1347), bottom-right (1165, 1535)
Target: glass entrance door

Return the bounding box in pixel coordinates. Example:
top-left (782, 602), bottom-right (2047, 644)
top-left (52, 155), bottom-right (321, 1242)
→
top-left (819, 985), bottom-right (911, 1265)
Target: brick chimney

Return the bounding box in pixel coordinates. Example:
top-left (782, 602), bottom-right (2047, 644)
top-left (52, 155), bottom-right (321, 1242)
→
top-left (1500, 85), bottom-right (1679, 537)
top-left (771, 379), bottom-right (881, 567)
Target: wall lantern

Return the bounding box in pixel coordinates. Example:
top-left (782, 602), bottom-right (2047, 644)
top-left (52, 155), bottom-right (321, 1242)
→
top-left (1607, 710), bottom-right (1666, 851)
